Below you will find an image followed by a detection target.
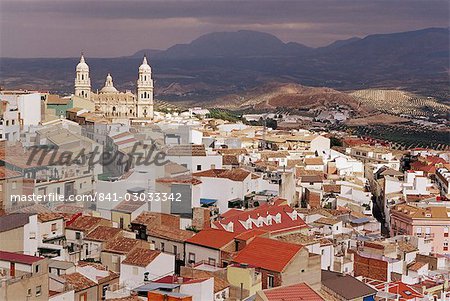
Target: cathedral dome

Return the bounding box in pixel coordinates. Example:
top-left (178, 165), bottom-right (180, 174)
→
top-left (100, 73), bottom-right (118, 93)
top-left (76, 54), bottom-right (89, 72)
top-left (139, 56), bottom-right (151, 72)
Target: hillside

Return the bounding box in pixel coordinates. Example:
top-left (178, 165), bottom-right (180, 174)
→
top-left (155, 30), bottom-right (312, 58)
top-left (209, 82), bottom-right (370, 112)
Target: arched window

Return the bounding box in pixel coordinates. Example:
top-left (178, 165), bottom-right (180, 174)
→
top-left (144, 75), bottom-right (146, 81)
top-left (81, 74), bottom-right (84, 80)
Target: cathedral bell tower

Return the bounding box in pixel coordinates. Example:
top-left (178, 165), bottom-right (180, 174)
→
top-left (74, 53), bottom-right (91, 99)
top-left (136, 55), bottom-right (154, 119)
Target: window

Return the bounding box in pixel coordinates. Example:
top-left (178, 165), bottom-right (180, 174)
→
top-left (160, 242), bottom-right (165, 252)
top-left (36, 285), bottom-right (41, 296)
top-left (188, 252), bottom-right (196, 264)
top-left (79, 292), bottom-right (87, 301)
top-left (445, 227), bottom-right (449, 238)
top-left (51, 223), bottom-right (57, 232)
top-left (102, 284), bottom-right (109, 300)
top-left (267, 274), bottom-right (275, 288)
top-left (27, 289), bottom-right (31, 296)
top-left (416, 227), bottom-right (422, 235)
top-left (35, 265), bottom-right (39, 273)
top-left (196, 165), bottom-right (202, 171)
top-left (173, 245), bottom-right (178, 255)
top-left (208, 258), bottom-right (216, 266)
top-left (75, 232), bottom-right (81, 240)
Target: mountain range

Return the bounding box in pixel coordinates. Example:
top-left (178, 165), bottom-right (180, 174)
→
top-left (0, 27), bottom-right (448, 102)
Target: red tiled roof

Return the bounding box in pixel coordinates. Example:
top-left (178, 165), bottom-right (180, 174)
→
top-left (0, 251), bottom-right (43, 265)
top-left (85, 226), bottom-right (122, 242)
top-left (103, 236), bottom-right (143, 254)
top-left (121, 248), bottom-right (160, 267)
top-left (375, 281), bottom-right (423, 300)
top-left (262, 282), bottom-right (324, 301)
top-left (66, 215), bottom-right (109, 232)
top-left (156, 175), bottom-right (202, 185)
top-left (193, 168), bottom-right (251, 181)
top-left (213, 203), bottom-right (307, 234)
top-left (233, 237), bottom-right (303, 272)
top-left (60, 272), bottom-right (97, 292)
top-left (186, 229), bottom-right (237, 250)
top-left (235, 229), bottom-right (268, 241)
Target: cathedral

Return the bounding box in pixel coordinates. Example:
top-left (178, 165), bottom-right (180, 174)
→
top-left (74, 54), bottom-right (154, 119)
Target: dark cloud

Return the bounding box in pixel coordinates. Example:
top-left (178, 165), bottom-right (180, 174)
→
top-left (0, 0), bottom-right (448, 57)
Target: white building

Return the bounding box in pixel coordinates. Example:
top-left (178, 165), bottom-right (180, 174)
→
top-left (74, 54), bottom-right (154, 119)
top-left (119, 247), bottom-right (175, 289)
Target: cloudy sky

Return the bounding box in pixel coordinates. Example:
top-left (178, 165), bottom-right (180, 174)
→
top-left (0, 0), bottom-right (448, 58)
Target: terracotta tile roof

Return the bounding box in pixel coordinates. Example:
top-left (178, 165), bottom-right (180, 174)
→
top-left (179, 270), bottom-right (230, 293)
top-left (235, 229), bottom-right (269, 241)
top-left (213, 203), bottom-right (307, 234)
top-left (112, 199), bottom-right (147, 213)
top-left (60, 272), bottom-right (97, 292)
top-left (103, 236), bottom-right (142, 254)
top-left (131, 211), bottom-right (180, 228)
top-left (323, 184), bottom-right (341, 193)
top-left (156, 175), bottom-right (202, 185)
top-left (304, 157), bottom-right (324, 165)
top-left (261, 282), bottom-right (324, 301)
top-left (314, 217), bottom-right (340, 226)
top-left (66, 215), bottom-right (109, 232)
top-left (233, 237), bottom-right (303, 272)
top-left (276, 233), bottom-right (318, 246)
top-left (0, 251), bottom-right (43, 265)
top-left (193, 168), bottom-right (251, 181)
top-left (408, 261), bottom-right (427, 272)
top-left (186, 229), bottom-right (237, 250)
top-left (85, 226), bottom-right (122, 242)
top-left (121, 248), bottom-right (160, 267)
top-left (392, 204), bottom-right (450, 220)
top-left (222, 154), bottom-right (239, 166)
top-left (37, 212), bottom-right (64, 223)
top-left (374, 281), bottom-right (423, 300)
top-left (147, 226), bottom-right (195, 242)
top-left (0, 166), bottom-right (21, 179)
top-left (216, 148), bottom-right (247, 155)
top-left (106, 297), bottom-right (141, 301)
top-left (397, 241), bottom-right (418, 253)
top-left (167, 144), bottom-right (206, 156)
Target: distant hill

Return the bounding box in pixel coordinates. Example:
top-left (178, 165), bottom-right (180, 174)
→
top-left (319, 37), bottom-right (361, 50)
top-left (209, 82), bottom-right (370, 112)
top-left (130, 49), bottom-right (162, 58)
top-left (0, 27), bottom-right (448, 102)
top-left (154, 30), bottom-right (313, 58)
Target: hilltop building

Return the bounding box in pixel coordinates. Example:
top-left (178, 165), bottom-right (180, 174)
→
top-left (74, 54), bottom-right (154, 120)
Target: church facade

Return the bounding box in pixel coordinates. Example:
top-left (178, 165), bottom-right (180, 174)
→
top-left (74, 54), bottom-right (154, 119)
